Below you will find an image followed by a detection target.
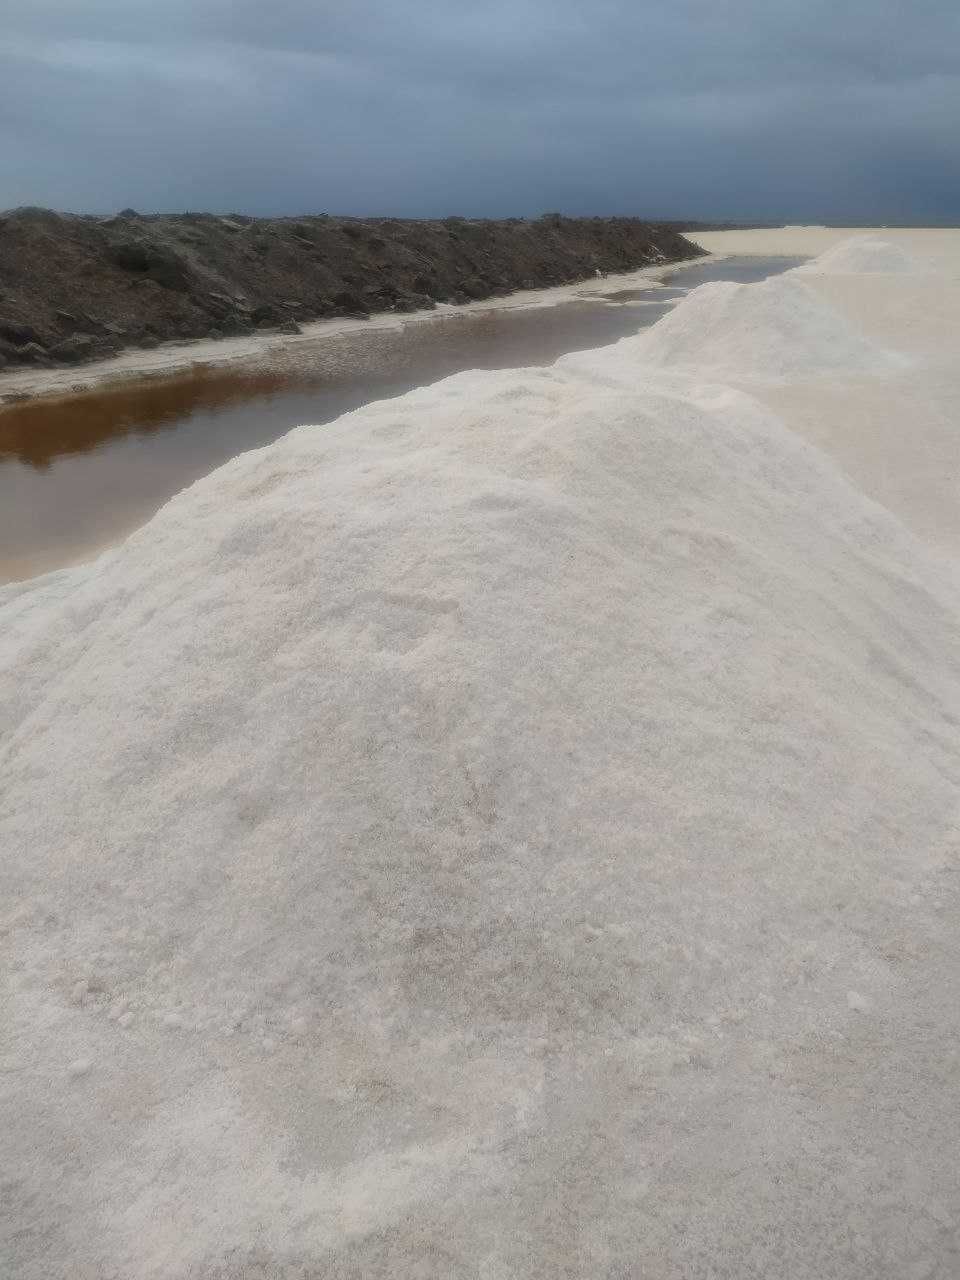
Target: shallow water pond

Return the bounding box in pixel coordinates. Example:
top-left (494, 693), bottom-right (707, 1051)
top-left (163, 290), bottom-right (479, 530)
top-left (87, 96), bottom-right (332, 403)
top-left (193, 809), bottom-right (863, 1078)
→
top-left (0, 256), bottom-right (805, 584)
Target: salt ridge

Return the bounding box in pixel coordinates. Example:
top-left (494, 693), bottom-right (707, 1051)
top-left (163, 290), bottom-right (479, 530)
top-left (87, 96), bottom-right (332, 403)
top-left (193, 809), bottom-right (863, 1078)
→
top-left (558, 258), bottom-right (907, 387)
top-left (794, 234), bottom-right (924, 275)
top-left (635, 273), bottom-right (903, 381)
top-left (3, 237), bottom-right (960, 1279)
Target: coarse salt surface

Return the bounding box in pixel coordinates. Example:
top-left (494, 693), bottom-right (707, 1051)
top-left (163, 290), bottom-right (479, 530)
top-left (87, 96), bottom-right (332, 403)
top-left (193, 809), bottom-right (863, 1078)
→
top-left (3, 235), bottom-right (960, 1279)
top-left (793, 234), bottom-right (925, 276)
top-left (559, 270), bottom-right (905, 386)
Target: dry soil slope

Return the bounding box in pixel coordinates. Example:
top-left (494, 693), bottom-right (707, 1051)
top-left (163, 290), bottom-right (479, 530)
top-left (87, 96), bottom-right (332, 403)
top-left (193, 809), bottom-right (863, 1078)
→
top-left (0, 208), bottom-right (701, 370)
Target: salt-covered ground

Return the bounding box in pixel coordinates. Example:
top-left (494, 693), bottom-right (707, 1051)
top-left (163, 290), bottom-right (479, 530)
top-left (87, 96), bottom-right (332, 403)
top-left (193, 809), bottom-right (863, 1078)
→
top-left (693, 228), bottom-right (960, 555)
top-left (2, 231), bottom-right (960, 1279)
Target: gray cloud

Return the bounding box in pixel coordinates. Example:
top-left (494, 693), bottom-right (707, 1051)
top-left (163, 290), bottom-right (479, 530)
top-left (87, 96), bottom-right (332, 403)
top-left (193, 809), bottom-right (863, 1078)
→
top-left (1, 1), bottom-right (958, 220)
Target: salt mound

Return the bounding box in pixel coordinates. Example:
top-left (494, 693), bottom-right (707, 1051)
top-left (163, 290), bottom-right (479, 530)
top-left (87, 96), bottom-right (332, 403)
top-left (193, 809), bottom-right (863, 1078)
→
top-left (622, 274), bottom-right (903, 382)
top-left (4, 351), bottom-right (960, 1278)
top-left (795, 234), bottom-right (923, 275)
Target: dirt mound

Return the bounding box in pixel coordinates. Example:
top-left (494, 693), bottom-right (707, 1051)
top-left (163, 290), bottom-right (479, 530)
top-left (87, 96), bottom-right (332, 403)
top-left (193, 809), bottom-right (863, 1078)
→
top-left (0, 209), bottom-right (703, 370)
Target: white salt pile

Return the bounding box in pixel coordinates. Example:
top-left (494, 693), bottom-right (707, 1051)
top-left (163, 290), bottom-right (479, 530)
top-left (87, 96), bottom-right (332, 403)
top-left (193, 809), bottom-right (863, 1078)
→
top-left (794, 234), bottom-right (924, 275)
top-left (558, 269), bottom-right (906, 388)
top-left (3, 236), bottom-right (960, 1279)
top-left (634, 273), bottom-right (905, 381)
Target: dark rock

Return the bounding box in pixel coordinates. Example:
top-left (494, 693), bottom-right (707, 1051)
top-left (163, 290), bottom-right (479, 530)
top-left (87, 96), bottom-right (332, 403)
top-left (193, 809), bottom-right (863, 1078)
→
top-left (331, 289), bottom-right (364, 312)
top-left (219, 315), bottom-right (253, 337)
top-left (138, 335), bottom-right (160, 349)
top-left (251, 305), bottom-right (281, 325)
top-left (7, 206), bottom-right (63, 228)
top-left (203, 292), bottom-right (235, 318)
top-left (117, 208), bottom-right (141, 219)
top-left (277, 320), bottom-right (301, 336)
top-left (206, 292), bottom-right (252, 320)
top-left (458, 277), bottom-right (489, 299)
top-left (176, 320), bottom-right (208, 340)
top-left (149, 254), bottom-right (193, 290)
top-left (0, 317), bottom-right (42, 346)
top-left (15, 342), bottom-right (52, 365)
top-left (107, 241), bottom-right (191, 291)
top-left (107, 242), bottom-right (151, 272)
top-left (50, 334), bottom-right (97, 363)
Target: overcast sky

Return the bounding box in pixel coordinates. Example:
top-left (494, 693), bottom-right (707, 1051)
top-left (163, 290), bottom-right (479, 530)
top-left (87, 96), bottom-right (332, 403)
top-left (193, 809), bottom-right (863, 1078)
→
top-left (2, 0), bottom-right (958, 221)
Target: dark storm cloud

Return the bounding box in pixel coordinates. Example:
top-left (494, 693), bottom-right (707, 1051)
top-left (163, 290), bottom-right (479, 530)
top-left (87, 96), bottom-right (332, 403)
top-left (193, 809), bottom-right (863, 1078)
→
top-left (1, 1), bottom-right (958, 219)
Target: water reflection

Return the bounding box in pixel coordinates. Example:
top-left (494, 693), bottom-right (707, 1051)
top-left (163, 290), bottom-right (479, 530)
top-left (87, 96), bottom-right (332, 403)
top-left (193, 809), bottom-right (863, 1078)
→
top-left (598, 287), bottom-right (688, 302)
top-left (0, 366), bottom-right (302, 469)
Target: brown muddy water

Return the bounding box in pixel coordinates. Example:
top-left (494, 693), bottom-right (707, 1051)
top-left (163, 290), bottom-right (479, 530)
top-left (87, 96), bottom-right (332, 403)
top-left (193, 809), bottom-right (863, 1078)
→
top-left (0, 256), bottom-right (804, 584)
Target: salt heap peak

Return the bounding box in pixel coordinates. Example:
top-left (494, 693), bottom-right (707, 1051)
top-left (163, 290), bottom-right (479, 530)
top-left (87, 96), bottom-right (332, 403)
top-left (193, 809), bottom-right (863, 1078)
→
top-left (4, 343), bottom-right (960, 1277)
top-left (629, 273), bottom-right (904, 382)
top-left (794, 234), bottom-right (924, 275)
top-left (4, 232), bottom-right (960, 1279)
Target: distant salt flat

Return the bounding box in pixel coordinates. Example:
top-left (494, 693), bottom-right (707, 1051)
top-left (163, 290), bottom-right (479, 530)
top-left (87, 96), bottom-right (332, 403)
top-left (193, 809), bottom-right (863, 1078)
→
top-left (3, 229), bottom-right (960, 1280)
top-left (793, 235), bottom-right (925, 275)
top-left (691, 223), bottom-right (960, 265)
